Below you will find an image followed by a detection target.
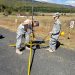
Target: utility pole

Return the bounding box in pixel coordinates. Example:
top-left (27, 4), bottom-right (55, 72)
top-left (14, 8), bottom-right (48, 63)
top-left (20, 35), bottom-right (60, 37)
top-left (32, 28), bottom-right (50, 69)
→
top-left (32, 0), bottom-right (35, 40)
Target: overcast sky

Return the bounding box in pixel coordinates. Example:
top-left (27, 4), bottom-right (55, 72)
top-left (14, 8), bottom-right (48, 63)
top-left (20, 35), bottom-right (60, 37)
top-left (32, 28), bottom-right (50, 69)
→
top-left (35, 0), bottom-right (75, 6)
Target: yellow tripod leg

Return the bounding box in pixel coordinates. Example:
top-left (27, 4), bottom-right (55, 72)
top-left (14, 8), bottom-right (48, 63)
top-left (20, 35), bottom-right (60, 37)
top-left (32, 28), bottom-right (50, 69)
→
top-left (28, 42), bottom-right (32, 75)
top-left (9, 44), bottom-right (16, 47)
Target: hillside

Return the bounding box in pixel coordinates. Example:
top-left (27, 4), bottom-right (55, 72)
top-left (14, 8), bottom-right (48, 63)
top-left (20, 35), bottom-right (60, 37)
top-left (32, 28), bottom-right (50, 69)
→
top-left (0, 0), bottom-right (75, 14)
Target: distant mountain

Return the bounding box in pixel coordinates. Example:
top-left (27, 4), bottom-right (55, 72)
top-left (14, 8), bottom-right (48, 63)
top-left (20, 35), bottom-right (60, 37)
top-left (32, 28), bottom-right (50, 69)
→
top-left (64, 5), bottom-right (75, 8)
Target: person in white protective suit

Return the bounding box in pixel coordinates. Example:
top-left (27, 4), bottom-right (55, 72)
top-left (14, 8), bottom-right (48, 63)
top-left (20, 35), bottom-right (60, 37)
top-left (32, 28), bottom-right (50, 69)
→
top-left (16, 19), bottom-right (39, 55)
top-left (46, 12), bottom-right (61, 52)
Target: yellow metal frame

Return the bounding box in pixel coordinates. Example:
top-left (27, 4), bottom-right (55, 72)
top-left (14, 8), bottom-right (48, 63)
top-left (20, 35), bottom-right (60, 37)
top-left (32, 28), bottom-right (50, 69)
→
top-left (9, 42), bottom-right (48, 47)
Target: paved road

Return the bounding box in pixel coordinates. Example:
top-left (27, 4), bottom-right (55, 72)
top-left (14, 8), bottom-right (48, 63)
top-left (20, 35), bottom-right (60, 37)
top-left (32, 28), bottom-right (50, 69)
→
top-left (0, 27), bottom-right (75, 75)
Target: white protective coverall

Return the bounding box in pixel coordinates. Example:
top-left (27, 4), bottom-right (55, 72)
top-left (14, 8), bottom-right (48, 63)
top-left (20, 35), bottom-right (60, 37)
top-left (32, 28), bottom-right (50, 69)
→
top-left (49, 19), bottom-right (61, 50)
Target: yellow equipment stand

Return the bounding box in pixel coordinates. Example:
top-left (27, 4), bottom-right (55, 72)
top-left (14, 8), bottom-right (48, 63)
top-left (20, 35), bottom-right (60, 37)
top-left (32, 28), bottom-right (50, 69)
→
top-left (27, 41), bottom-right (48, 75)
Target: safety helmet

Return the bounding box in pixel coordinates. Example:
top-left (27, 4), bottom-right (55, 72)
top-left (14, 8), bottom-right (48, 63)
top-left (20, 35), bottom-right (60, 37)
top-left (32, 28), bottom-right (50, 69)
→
top-left (60, 31), bottom-right (65, 36)
top-left (53, 12), bottom-right (60, 17)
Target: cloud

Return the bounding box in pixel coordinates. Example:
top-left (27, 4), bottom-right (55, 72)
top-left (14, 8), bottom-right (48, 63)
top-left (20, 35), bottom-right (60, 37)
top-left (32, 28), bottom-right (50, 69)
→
top-left (35, 0), bottom-right (48, 2)
top-left (65, 0), bottom-right (75, 6)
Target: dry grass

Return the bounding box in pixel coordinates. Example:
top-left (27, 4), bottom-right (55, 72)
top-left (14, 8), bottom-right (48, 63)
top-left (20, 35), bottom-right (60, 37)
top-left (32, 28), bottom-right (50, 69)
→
top-left (0, 14), bottom-right (75, 50)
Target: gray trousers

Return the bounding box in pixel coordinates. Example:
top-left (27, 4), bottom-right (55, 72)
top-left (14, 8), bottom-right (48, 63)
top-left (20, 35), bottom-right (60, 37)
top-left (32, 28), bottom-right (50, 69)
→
top-left (16, 32), bottom-right (30, 49)
top-left (49, 34), bottom-right (59, 50)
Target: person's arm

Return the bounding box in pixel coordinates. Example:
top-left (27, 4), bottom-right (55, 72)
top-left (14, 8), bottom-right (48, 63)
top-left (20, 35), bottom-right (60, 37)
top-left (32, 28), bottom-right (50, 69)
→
top-left (51, 23), bottom-right (61, 35)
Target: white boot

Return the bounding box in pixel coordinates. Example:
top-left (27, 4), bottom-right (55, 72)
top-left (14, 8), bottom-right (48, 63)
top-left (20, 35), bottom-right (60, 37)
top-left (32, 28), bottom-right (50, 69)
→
top-left (16, 49), bottom-right (23, 55)
top-left (46, 48), bottom-right (55, 52)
